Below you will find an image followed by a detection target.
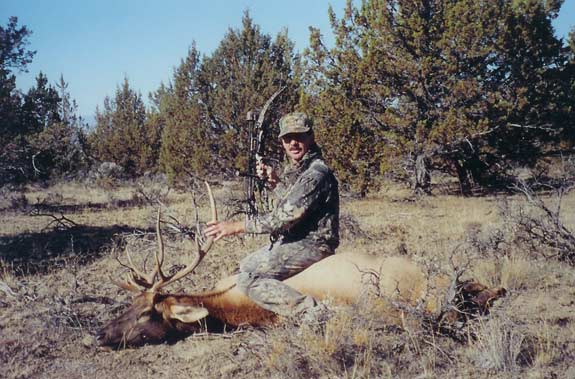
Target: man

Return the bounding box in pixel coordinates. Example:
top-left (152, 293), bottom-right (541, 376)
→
top-left (205, 111), bottom-right (339, 317)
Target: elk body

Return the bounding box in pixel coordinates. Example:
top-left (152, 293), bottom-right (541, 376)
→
top-left (97, 184), bottom-right (505, 348)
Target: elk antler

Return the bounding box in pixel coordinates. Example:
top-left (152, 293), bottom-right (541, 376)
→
top-left (117, 181), bottom-right (218, 293)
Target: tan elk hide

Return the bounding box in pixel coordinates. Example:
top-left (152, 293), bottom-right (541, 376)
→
top-left (97, 183), bottom-right (506, 347)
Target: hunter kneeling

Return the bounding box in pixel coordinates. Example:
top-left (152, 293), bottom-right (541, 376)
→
top-left (205, 112), bottom-right (339, 318)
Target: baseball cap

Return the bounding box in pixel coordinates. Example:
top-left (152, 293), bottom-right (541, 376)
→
top-left (278, 112), bottom-right (313, 138)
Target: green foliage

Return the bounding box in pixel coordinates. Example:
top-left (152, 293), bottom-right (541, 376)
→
top-left (89, 78), bottom-right (159, 177)
top-left (559, 27), bottom-right (575, 146)
top-left (159, 12), bottom-right (301, 185)
top-left (305, 0), bottom-right (573, 195)
top-left (22, 72), bottom-right (61, 133)
top-left (0, 17), bottom-right (36, 184)
top-left (1, 72), bottom-right (89, 183)
top-left (197, 11), bottom-right (301, 174)
top-left (4, 8), bottom-right (571, 194)
top-left (0, 16), bottom-right (35, 73)
top-left (1, 19), bottom-right (89, 184)
top-left (27, 76), bottom-right (89, 179)
top-left (28, 122), bottom-right (87, 178)
top-left (159, 45), bottom-right (213, 184)
top-left (0, 69), bottom-right (25, 184)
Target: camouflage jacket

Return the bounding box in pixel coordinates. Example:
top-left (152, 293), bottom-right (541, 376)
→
top-left (245, 145), bottom-right (340, 251)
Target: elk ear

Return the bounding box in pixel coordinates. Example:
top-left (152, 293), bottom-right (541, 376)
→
top-left (167, 304), bottom-right (209, 323)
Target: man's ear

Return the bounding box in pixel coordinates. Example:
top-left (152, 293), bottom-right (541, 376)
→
top-left (167, 304), bottom-right (209, 323)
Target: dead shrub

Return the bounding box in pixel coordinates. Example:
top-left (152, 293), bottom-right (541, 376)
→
top-left (463, 221), bottom-right (507, 258)
top-left (501, 180), bottom-right (575, 264)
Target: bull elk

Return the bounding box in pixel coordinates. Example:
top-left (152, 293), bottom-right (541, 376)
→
top-left (97, 183), bottom-right (506, 348)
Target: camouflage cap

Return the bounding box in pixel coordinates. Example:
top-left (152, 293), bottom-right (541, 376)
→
top-left (278, 112), bottom-right (313, 138)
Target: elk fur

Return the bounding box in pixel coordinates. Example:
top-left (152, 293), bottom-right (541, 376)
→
top-left (97, 182), bottom-right (505, 347)
top-left (98, 251), bottom-right (505, 347)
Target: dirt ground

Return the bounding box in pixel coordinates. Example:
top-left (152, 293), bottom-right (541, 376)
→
top-left (1, 180), bottom-right (574, 378)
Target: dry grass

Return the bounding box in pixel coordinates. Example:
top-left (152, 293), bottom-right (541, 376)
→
top-left (1, 179), bottom-right (574, 378)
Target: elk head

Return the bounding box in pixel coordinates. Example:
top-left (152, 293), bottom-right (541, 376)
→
top-left (97, 182), bottom-right (217, 348)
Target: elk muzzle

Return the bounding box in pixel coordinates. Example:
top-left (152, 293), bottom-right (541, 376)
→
top-left (97, 293), bottom-right (211, 347)
top-left (97, 293), bottom-right (172, 347)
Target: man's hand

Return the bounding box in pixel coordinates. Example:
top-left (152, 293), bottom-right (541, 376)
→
top-left (256, 161), bottom-right (279, 189)
top-left (204, 220), bottom-right (245, 241)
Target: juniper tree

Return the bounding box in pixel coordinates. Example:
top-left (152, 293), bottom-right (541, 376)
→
top-left (559, 27), bottom-right (575, 146)
top-left (1, 18), bottom-right (90, 182)
top-left (22, 72), bottom-right (61, 132)
top-left (197, 11), bottom-right (301, 175)
top-left (306, 0), bottom-right (571, 195)
top-left (159, 45), bottom-right (213, 184)
top-left (0, 17), bottom-right (36, 183)
top-left (159, 12), bottom-right (301, 184)
top-left (2, 72), bottom-right (61, 181)
top-left (27, 75), bottom-right (89, 178)
top-left (90, 78), bottom-right (149, 177)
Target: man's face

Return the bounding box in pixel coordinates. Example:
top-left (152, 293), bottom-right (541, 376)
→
top-left (281, 132), bottom-right (314, 163)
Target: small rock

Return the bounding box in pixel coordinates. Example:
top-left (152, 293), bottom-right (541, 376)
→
top-left (82, 334), bottom-right (95, 348)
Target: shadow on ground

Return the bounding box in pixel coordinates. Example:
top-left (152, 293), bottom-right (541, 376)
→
top-left (28, 198), bottom-right (152, 214)
top-left (0, 224), bottom-right (152, 275)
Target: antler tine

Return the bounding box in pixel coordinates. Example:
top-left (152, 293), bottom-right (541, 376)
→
top-left (112, 241), bottom-right (156, 291)
top-left (153, 207), bottom-right (167, 282)
top-left (112, 275), bottom-right (148, 293)
top-left (200, 181), bottom-right (217, 251)
top-left (152, 181), bottom-right (217, 291)
top-left (112, 208), bottom-right (171, 292)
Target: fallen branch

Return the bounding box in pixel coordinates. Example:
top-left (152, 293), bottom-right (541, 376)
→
top-left (30, 209), bottom-right (78, 231)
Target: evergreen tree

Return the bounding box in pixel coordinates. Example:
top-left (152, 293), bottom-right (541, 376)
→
top-left (0, 17), bottom-right (35, 184)
top-left (0, 69), bottom-right (23, 144)
top-left (304, 20), bottom-right (384, 195)
top-left (558, 27), bottom-right (575, 146)
top-left (159, 13), bottom-right (301, 184)
top-left (0, 17), bottom-right (35, 72)
top-left (197, 11), bottom-right (300, 175)
top-left (22, 72), bottom-right (61, 133)
top-left (1, 18), bottom-right (90, 182)
top-left (306, 0), bottom-right (571, 195)
top-left (56, 74), bottom-right (77, 125)
top-left (89, 78), bottom-right (149, 176)
top-left (159, 45), bottom-right (213, 184)
top-left (139, 112), bottom-right (164, 175)
top-left (27, 75), bottom-right (89, 178)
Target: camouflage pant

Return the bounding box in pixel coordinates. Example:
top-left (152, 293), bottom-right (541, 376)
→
top-left (236, 240), bottom-right (333, 317)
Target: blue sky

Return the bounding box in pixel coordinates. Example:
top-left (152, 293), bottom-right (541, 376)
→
top-left (3, 0), bottom-right (574, 121)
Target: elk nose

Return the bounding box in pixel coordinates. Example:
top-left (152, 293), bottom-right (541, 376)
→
top-left (95, 329), bottom-right (109, 345)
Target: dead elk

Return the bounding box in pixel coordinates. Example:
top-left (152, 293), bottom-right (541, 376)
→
top-left (97, 184), bottom-right (506, 348)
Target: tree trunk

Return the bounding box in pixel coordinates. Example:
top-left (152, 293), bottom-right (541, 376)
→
top-left (453, 160), bottom-right (475, 196)
top-left (414, 154), bottom-right (431, 194)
